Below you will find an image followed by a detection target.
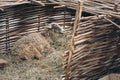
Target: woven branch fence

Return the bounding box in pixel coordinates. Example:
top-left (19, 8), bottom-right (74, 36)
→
top-left (63, 1), bottom-right (120, 80)
top-left (1, 0), bottom-right (120, 80)
top-left (0, 3), bottom-right (73, 54)
top-left (39, 0), bottom-right (120, 16)
top-left (64, 16), bottom-right (120, 80)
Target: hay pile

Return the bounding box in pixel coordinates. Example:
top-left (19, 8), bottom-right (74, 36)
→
top-left (0, 31), bottom-right (70, 80)
top-left (0, 50), bottom-right (64, 80)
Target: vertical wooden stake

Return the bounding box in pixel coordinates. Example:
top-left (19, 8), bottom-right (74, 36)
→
top-left (113, 3), bottom-right (118, 12)
top-left (6, 18), bottom-right (10, 54)
top-left (65, 1), bottom-right (83, 80)
top-left (63, 8), bottom-right (66, 29)
top-left (38, 15), bottom-right (40, 32)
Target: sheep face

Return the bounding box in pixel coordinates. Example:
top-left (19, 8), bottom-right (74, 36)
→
top-left (45, 22), bottom-right (65, 34)
top-left (51, 23), bottom-right (65, 34)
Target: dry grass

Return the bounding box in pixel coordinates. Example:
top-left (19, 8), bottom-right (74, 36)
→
top-left (0, 31), bottom-right (71, 80)
top-left (0, 50), bottom-right (64, 80)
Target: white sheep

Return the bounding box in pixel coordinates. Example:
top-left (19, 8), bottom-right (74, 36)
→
top-left (45, 22), bottom-right (65, 34)
top-left (12, 22), bottom-right (66, 60)
top-left (13, 33), bottom-right (52, 60)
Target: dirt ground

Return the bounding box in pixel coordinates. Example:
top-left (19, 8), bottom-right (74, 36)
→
top-left (0, 32), bottom-right (71, 80)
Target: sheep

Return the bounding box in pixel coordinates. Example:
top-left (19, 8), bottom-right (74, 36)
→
top-left (42, 22), bottom-right (66, 43)
top-left (12, 22), bottom-right (65, 60)
top-left (13, 33), bottom-right (52, 60)
top-left (45, 22), bottom-right (65, 34)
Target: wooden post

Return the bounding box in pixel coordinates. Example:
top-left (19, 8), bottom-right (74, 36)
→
top-left (38, 15), bottom-right (40, 32)
top-left (65, 0), bottom-right (83, 80)
top-left (6, 18), bottom-right (10, 54)
top-left (63, 7), bottom-right (66, 29)
top-left (113, 3), bottom-right (118, 12)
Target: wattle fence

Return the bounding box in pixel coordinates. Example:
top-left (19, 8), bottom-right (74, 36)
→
top-left (0, 3), bottom-right (73, 54)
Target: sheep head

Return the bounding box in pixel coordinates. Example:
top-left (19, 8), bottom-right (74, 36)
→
top-left (45, 22), bottom-right (65, 34)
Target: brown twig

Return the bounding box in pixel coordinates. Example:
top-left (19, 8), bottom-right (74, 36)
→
top-left (104, 17), bottom-right (120, 29)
